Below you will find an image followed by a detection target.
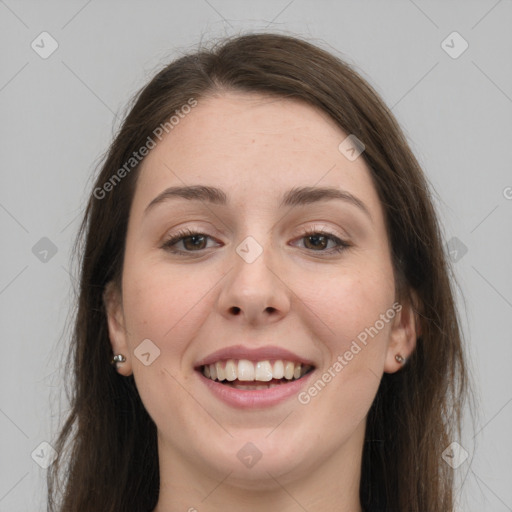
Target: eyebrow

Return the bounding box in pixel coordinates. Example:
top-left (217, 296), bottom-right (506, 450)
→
top-left (144, 184), bottom-right (372, 220)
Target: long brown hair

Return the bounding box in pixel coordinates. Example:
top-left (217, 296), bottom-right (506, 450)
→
top-left (48, 32), bottom-right (470, 511)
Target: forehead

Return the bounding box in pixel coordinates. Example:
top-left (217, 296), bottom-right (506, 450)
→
top-left (132, 92), bottom-right (381, 217)
top-left (149, 92), bottom-right (347, 165)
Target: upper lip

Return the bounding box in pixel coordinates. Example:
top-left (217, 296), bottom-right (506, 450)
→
top-left (195, 344), bottom-right (316, 369)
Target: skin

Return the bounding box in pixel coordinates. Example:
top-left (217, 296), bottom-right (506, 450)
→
top-left (104, 92), bottom-right (417, 512)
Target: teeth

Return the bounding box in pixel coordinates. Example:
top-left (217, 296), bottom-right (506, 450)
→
top-left (238, 359), bottom-right (255, 381)
top-left (225, 359), bottom-right (237, 381)
top-left (227, 382), bottom-right (282, 390)
top-left (201, 359), bottom-right (312, 383)
top-left (273, 360), bottom-right (284, 379)
top-left (284, 361), bottom-right (295, 380)
top-left (255, 361), bottom-right (273, 381)
top-left (215, 361), bottom-right (225, 381)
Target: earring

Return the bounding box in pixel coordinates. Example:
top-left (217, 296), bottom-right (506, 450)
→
top-left (395, 354), bottom-right (405, 364)
top-left (111, 354), bottom-right (126, 367)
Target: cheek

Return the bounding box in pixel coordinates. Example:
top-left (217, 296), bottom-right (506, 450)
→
top-left (121, 259), bottom-right (219, 356)
top-left (120, 262), bottom-right (214, 423)
top-left (302, 263), bottom-right (396, 355)
top-left (297, 272), bottom-right (395, 444)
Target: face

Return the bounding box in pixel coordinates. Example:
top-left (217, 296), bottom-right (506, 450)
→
top-left (105, 92), bottom-right (416, 490)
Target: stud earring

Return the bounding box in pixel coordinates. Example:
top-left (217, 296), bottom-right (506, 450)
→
top-left (395, 354), bottom-right (405, 364)
top-left (111, 354), bottom-right (126, 367)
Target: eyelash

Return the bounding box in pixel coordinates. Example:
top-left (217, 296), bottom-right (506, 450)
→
top-left (161, 227), bottom-right (351, 256)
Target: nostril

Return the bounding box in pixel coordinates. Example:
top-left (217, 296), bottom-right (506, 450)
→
top-left (230, 307), bottom-right (241, 315)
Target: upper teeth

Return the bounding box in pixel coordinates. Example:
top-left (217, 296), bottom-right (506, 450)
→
top-left (202, 359), bottom-right (311, 382)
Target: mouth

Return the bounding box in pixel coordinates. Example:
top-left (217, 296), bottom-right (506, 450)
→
top-left (198, 359), bottom-right (315, 390)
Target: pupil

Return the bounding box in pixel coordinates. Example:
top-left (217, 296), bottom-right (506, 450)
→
top-left (185, 235), bottom-right (206, 250)
top-left (307, 235), bottom-right (326, 250)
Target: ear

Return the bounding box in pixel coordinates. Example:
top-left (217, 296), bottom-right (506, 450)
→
top-left (103, 280), bottom-right (133, 376)
top-left (383, 290), bottom-right (420, 373)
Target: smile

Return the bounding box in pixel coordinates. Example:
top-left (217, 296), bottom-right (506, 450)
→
top-left (201, 359), bottom-right (314, 389)
top-left (194, 344), bottom-right (316, 408)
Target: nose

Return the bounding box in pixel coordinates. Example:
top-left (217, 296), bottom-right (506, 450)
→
top-left (216, 239), bottom-right (291, 327)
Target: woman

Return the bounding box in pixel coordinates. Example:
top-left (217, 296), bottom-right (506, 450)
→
top-left (48, 33), bottom-right (469, 511)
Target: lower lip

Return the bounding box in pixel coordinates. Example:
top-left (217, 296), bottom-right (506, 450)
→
top-left (198, 370), bottom-right (315, 409)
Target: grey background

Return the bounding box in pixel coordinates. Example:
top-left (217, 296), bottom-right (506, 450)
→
top-left (1, 1), bottom-right (511, 510)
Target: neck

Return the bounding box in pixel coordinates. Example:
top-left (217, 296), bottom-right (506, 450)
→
top-left (152, 426), bottom-right (365, 512)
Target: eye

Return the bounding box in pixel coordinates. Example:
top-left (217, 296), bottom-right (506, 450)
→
top-left (161, 228), bottom-right (220, 255)
top-left (161, 227), bottom-right (351, 256)
top-left (293, 228), bottom-right (350, 254)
